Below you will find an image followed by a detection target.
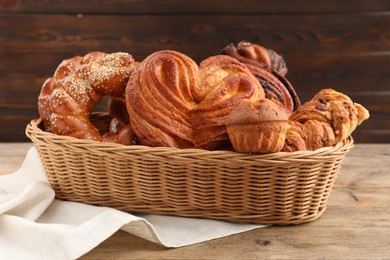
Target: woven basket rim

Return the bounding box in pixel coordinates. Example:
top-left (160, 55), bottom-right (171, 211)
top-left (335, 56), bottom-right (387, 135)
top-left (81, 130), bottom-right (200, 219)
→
top-left (26, 114), bottom-right (354, 160)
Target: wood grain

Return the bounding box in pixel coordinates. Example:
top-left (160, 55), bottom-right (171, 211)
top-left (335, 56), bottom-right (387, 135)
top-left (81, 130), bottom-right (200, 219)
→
top-left (1, 143), bottom-right (389, 259)
top-left (2, 0), bottom-right (390, 14)
top-left (1, 13), bottom-right (389, 56)
top-left (0, 1), bottom-right (389, 142)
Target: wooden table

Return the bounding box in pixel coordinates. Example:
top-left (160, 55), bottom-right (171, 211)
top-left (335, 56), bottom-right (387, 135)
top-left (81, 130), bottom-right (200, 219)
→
top-left (1, 143), bottom-right (389, 259)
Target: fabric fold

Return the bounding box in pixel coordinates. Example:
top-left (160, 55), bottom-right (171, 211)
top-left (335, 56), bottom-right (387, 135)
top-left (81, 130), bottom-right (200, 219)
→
top-left (0, 181), bottom-right (54, 220)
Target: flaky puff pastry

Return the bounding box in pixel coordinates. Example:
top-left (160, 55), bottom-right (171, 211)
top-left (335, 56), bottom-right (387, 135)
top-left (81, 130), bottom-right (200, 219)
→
top-left (126, 50), bottom-right (265, 149)
top-left (284, 88), bottom-right (369, 151)
top-left (226, 89), bottom-right (369, 153)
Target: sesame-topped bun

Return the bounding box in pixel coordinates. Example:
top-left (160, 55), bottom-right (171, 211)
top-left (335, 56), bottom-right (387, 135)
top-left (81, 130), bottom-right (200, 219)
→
top-left (38, 52), bottom-right (137, 143)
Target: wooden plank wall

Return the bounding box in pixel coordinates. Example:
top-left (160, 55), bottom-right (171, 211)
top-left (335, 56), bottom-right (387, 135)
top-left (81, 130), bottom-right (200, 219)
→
top-left (1, 0), bottom-right (389, 142)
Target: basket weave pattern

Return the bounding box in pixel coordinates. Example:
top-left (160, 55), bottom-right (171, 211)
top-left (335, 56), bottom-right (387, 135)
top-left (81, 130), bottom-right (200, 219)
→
top-left (26, 113), bottom-right (354, 225)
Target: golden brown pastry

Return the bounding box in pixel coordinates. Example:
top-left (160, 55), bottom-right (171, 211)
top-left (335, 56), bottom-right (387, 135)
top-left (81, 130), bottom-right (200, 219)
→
top-left (222, 41), bottom-right (288, 76)
top-left (102, 97), bottom-right (137, 145)
top-left (126, 50), bottom-right (265, 149)
top-left (282, 121), bottom-right (307, 152)
top-left (222, 41), bottom-right (300, 113)
top-left (225, 99), bottom-right (290, 153)
top-left (38, 52), bottom-right (137, 142)
top-left (283, 88), bottom-right (370, 151)
top-left (225, 89), bottom-right (369, 153)
top-left (102, 123), bottom-right (136, 145)
top-left (284, 120), bottom-right (335, 151)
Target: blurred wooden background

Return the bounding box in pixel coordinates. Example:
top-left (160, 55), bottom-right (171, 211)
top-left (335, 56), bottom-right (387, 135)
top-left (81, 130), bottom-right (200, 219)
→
top-left (0, 0), bottom-right (389, 142)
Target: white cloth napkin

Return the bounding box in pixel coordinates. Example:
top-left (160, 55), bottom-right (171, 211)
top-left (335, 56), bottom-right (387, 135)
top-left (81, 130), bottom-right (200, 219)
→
top-left (0, 147), bottom-right (266, 259)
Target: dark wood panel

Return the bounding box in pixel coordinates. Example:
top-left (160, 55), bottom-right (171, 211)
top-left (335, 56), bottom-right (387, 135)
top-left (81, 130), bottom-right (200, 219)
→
top-left (2, 53), bottom-right (389, 94)
top-left (1, 13), bottom-right (389, 56)
top-left (1, 117), bottom-right (35, 142)
top-left (1, 0), bottom-right (390, 14)
top-left (285, 55), bottom-right (390, 97)
top-left (352, 129), bottom-right (390, 143)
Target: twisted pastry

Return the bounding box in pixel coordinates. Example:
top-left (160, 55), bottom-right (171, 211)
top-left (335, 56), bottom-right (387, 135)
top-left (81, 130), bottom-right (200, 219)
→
top-left (38, 52), bottom-right (137, 142)
top-left (284, 88), bottom-right (370, 151)
top-left (126, 50), bottom-right (265, 149)
top-left (222, 41), bottom-right (300, 113)
top-left (226, 89), bottom-right (369, 153)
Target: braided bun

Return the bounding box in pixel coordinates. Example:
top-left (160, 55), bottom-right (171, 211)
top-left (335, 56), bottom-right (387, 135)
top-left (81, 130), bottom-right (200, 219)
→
top-left (38, 52), bottom-right (137, 142)
top-left (285, 88), bottom-right (370, 151)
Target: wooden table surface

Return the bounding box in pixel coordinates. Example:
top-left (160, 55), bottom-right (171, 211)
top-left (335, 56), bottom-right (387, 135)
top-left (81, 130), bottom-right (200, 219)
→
top-left (1, 142), bottom-right (389, 259)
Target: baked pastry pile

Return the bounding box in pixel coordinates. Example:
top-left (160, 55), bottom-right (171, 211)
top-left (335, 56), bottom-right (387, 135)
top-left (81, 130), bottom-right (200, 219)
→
top-left (38, 42), bottom-right (369, 153)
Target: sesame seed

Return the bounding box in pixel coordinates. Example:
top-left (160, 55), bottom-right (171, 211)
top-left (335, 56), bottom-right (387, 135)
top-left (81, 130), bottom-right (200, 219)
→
top-left (43, 52), bottom-right (135, 137)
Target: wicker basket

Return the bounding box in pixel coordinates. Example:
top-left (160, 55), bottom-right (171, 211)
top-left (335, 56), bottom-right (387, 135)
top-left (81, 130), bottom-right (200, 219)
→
top-left (26, 113), bottom-right (354, 225)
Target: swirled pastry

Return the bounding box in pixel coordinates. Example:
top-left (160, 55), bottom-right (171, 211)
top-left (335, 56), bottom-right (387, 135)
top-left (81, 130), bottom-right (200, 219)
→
top-left (222, 41), bottom-right (300, 113)
top-left (126, 50), bottom-right (265, 149)
top-left (222, 41), bottom-right (288, 76)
